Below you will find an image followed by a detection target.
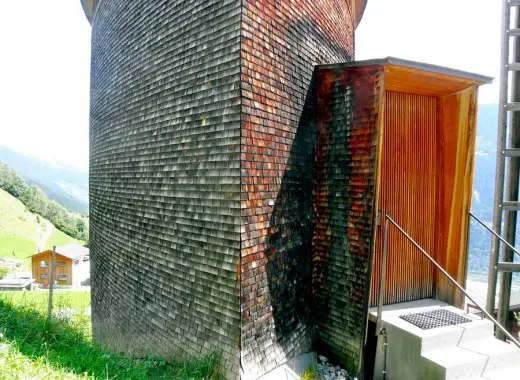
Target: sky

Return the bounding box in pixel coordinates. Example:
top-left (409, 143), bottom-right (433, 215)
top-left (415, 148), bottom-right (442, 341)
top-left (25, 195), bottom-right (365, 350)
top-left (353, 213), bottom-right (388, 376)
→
top-left (0, 0), bottom-right (91, 171)
top-left (0, 0), bottom-right (501, 172)
top-left (356, 0), bottom-right (500, 104)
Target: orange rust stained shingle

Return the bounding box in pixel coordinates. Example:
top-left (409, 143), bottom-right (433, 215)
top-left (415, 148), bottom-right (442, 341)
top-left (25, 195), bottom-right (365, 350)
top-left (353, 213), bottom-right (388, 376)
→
top-left (239, 0), bottom-right (354, 377)
top-left (313, 66), bottom-right (384, 372)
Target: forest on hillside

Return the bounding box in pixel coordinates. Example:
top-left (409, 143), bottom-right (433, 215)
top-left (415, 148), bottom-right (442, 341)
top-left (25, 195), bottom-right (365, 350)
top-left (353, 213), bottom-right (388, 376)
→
top-left (0, 161), bottom-right (89, 243)
top-left (468, 104), bottom-right (519, 282)
top-left (0, 146), bottom-right (89, 213)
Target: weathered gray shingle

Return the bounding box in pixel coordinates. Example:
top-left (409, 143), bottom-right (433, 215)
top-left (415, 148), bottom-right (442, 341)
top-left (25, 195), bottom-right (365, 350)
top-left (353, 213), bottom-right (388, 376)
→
top-left (90, 1), bottom-right (242, 378)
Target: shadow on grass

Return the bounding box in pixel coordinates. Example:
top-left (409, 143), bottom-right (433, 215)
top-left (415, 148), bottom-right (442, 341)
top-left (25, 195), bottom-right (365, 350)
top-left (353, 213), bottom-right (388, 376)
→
top-left (0, 296), bottom-right (220, 379)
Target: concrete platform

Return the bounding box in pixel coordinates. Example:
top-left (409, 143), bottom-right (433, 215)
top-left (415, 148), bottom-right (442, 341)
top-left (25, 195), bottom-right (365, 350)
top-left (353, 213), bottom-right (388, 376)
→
top-left (369, 299), bottom-right (520, 380)
top-left (245, 352), bottom-right (316, 380)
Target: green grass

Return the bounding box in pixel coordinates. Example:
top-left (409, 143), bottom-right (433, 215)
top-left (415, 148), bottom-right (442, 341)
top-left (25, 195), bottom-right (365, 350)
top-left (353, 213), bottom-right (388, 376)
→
top-left (44, 227), bottom-right (84, 251)
top-left (0, 344), bottom-right (85, 380)
top-left (0, 293), bottom-right (220, 379)
top-left (301, 367), bottom-right (319, 380)
top-left (0, 234), bottom-right (36, 263)
top-left (0, 291), bottom-right (91, 314)
top-left (0, 189), bottom-right (42, 241)
top-left (0, 189), bottom-right (41, 266)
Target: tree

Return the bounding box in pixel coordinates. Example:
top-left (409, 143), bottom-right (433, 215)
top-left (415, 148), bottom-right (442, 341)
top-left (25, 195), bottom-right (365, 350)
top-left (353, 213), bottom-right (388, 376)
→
top-left (20, 185), bottom-right (48, 215)
top-left (4, 169), bottom-right (26, 197)
top-left (0, 162), bottom-right (9, 187)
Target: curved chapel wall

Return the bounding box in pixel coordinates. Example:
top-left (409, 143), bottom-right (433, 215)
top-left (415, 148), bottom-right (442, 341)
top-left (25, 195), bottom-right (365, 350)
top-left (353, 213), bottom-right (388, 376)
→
top-left (89, 0), bottom-right (358, 378)
top-left (89, 0), bottom-right (242, 377)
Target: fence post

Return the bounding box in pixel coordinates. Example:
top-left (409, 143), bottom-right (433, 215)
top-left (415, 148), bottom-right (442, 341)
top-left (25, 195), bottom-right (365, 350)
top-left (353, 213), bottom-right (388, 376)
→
top-left (47, 246), bottom-right (56, 319)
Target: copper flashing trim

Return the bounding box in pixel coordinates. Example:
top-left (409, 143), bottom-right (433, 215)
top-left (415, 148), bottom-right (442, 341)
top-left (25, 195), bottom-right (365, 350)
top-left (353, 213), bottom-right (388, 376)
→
top-left (354, 0), bottom-right (368, 28)
top-left (317, 57), bottom-right (493, 85)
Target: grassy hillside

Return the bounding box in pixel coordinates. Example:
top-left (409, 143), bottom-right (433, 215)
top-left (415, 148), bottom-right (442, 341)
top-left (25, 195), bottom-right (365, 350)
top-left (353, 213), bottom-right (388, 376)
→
top-left (0, 293), bottom-right (219, 379)
top-left (44, 227), bottom-right (81, 250)
top-left (0, 189), bottom-right (82, 268)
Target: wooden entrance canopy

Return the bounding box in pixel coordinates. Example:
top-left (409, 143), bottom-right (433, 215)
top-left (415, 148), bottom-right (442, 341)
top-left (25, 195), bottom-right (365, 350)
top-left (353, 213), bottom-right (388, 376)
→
top-left (315, 58), bottom-right (492, 320)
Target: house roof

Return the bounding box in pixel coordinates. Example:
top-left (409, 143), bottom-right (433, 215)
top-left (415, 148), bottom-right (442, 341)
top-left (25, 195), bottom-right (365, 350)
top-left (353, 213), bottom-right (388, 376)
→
top-left (29, 244), bottom-right (89, 260)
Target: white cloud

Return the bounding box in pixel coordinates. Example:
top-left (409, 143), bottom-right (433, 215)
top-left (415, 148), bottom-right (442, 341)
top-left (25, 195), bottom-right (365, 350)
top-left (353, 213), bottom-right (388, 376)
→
top-left (473, 190), bottom-right (481, 203)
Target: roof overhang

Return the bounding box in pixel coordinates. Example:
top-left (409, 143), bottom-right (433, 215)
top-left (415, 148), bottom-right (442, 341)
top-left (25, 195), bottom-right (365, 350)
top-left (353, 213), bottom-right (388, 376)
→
top-left (80, 0), bottom-right (369, 27)
top-left (28, 244), bottom-right (89, 260)
top-left (318, 57), bottom-right (493, 97)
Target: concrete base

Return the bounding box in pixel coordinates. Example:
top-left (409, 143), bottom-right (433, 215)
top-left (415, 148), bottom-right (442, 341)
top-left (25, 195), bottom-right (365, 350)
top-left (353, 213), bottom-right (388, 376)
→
top-left (248, 352), bottom-right (317, 380)
top-left (369, 299), bottom-right (520, 380)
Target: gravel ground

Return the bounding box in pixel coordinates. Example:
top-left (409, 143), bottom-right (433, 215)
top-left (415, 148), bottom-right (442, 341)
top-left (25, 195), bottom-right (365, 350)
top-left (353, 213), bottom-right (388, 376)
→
top-left (316, 355), bottom-right (357, 380)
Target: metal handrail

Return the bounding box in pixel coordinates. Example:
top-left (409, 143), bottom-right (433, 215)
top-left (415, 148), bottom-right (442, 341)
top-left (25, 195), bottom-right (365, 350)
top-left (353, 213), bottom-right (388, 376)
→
top-left (469, 211), bottom-right (520, 258)
top-left (376, 214), bottom-right (520, 348)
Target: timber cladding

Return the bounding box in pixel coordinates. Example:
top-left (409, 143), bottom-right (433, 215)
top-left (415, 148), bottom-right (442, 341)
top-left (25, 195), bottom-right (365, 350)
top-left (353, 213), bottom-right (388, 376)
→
top-left (370, 92), bottom-right (438, 307)
top-left (89, 0), bottom-right (358, 379)
top-left (31, 252), bottom-right (73, 286)
top-left (313, 66), bottom-right (384, 372)
top-left (239, 0), bottom-right (353, 378)
top-left (89, 0), bottom-right (242, 378)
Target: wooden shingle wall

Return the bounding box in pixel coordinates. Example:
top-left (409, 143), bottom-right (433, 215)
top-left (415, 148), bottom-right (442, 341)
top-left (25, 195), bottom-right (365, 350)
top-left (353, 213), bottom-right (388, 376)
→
top-left (89, 0), bottom-right (242, 378)
top-left (313, 66), bottom-right (384, 373)
top-left (239, 1), bottom-right (354, 378)
top-left (89, 0), bottom-right (363, 379)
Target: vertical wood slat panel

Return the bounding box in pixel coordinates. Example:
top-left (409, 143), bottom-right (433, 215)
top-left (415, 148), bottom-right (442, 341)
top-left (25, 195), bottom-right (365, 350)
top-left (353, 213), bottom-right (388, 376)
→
top-left (370, 91), bottom-right (437, 306)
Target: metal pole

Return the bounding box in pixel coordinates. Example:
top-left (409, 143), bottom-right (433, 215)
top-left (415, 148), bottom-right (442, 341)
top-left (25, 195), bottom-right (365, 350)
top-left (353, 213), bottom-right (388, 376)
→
top-left (376, 218), bottom-right (389, 335)
top-left (47, 246), bottom-right (56, 320)
top-left (386, 216), bottom-right (520, 348)
top-left (498, 4), bottom-right (520, 340)
top-left (489, 0), bottom-right (512, 315)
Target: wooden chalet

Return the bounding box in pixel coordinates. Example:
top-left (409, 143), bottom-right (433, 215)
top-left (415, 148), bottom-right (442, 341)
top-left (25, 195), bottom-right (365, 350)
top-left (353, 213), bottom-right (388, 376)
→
top-left (30, 244), bottom-right (89, 287)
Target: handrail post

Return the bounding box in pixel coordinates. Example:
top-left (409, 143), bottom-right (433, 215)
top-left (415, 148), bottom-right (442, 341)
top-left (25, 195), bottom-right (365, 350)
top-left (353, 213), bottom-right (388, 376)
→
top-left (376, 218), bottom-right (389, 335)
top-left (385, 215), bottom-right (520, 348)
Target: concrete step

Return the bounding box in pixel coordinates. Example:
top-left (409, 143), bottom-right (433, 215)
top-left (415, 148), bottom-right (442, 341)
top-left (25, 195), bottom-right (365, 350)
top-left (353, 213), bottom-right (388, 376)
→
top-left (458, 337), bottom-right (520, 374)
top-left (480, 365), bottom-right (520, 380)
top-left (457, 319), bottom-right (495, 344)
top-left (420, 346), bottom-right (487, 379)
top-left (371, 299), bottom-right (520, 380)
top-left (420, 310), bottom-right (494, 352)
top-left (441, 306), bottom-right (495, 342)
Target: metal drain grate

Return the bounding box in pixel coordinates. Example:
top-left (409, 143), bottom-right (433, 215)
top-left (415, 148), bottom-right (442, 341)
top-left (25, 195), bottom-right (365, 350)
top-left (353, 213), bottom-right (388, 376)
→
top-left (399, 309), bottom-right (472, 330)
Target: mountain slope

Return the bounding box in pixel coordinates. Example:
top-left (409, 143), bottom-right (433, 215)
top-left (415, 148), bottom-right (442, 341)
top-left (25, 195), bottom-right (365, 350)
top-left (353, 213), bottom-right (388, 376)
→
top-left (0, 189), bottom-right (82, 268)
top-left (0, 146), bottom-right (88, 213)
top-left (469, 104), bottom-right (520, 285)
top-left (472, 104), bottom-right (498, 223)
